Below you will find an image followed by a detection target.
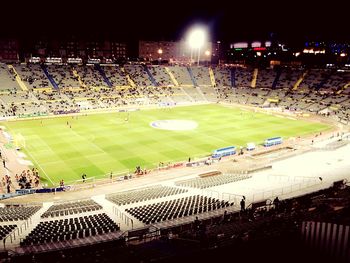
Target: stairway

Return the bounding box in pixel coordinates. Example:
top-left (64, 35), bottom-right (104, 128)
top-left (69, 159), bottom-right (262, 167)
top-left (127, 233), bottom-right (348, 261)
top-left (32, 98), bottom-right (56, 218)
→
top-left (7, 65), bottom-right (28, 91)
top-left (272, 68), bottom-right (282, 89)
top-left (178, 86), bottom-right (195, 102)
top-left (187, 67), bottom-right (197, 86)
top-left (196, 86), bottom-right (208, 102)
top-left (208, 67), bottom-right (216, 87)
top-left (164, 67), bottom-right (179, 86)
top-left (41, 64), bottom-right (59, 89)
top-left (314, 71), bottom-right (331, 91)
top-left (251, 68), bottom-right (258, 88)
top-left (95, 65), bottom-right (112, 88)
top-left (72, 69), bottom-right (86, 88)
top-left (293, 71), bottom-right (307, 90)
top-left (94, 194), bottom-right (148, 231)
top-left (4, 204), bottom-right (52, 249)
top-left (230, 68), bottom-right (235, 87)
top-left (121, 67), bottom-right (136, 87)
top-left (144, 65), bottom-right (158, 86)
top-left (337, 82), bottom-right (350, 94)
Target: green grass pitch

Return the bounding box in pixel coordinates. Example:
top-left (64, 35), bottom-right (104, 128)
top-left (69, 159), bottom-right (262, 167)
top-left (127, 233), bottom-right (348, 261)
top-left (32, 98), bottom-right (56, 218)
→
top-left (2, 104), bottom-right (331, 186)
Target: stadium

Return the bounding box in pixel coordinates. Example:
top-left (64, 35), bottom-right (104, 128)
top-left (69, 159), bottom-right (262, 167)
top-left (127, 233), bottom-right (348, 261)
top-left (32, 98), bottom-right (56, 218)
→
top-left (1, 5), bottom-right (350, 263)
top-left (1, 57), bottom-right (350, 262)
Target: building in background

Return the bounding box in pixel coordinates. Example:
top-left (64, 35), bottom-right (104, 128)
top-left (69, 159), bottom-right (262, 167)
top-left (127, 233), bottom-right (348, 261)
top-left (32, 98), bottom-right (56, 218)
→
top-left (139, 40), bottom-right (212, 64)
top-left (0, 39), bottom-right (19, 62)
top-left (301, 41), bottom-right (350, 67)
top-left (22, 38), bottom-right (127, 64)
top-left (0, 36), bottom-right (348, 68)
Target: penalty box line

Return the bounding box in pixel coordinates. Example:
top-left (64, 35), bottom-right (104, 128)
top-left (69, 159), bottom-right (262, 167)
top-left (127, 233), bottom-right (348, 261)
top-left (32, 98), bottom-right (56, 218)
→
top-left (24, 148), bottom-right (55, 187)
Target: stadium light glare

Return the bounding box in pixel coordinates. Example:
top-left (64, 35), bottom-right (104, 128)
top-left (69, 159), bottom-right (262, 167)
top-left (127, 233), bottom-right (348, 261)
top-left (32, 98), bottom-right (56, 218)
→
top-left (188, 27), bottom-right (206, 49)
top-left (186, 25), bottom-right (208, 65)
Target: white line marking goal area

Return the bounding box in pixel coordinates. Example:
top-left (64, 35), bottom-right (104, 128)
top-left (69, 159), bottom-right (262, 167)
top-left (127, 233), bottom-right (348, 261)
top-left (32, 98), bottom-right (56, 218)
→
top-left (150, 120), bottom-right (198, 131)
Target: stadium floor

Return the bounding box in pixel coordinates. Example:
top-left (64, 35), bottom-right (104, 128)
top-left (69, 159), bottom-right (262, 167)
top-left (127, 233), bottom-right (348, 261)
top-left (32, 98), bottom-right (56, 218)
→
top-left (1, 104), bottom-right (331, 187)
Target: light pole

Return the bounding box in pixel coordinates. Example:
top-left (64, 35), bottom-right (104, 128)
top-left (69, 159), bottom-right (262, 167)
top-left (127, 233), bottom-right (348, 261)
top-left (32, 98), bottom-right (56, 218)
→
top-left (190, 48), bottom-right (193, 65)
top-left (157, 48), bottom-right (163, 65)
top-left (217, 41), bottom-right (221, 65)
top-left (197, 46), bottom-right (201, 66)
top-left (205, 50), bottom-right (210, 66)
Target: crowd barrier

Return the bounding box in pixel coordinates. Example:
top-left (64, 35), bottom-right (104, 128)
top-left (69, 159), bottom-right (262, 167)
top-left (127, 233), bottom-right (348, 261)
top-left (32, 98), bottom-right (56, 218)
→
top-left (0, 187), bottom-right (70, 200)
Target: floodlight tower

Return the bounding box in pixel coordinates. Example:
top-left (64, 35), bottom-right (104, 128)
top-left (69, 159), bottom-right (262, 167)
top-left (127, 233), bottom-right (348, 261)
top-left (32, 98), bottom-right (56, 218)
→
top-left (157, 48), bottom-right (163, 64)
top-left (187, 26), bottom-right (207, 66)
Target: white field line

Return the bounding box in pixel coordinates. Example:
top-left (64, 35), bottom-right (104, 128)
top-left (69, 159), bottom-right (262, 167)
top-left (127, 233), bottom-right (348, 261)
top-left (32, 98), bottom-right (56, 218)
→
top-left (5, 127), bottom-right (55, 186)
top-left (24, 147), bottom-right (55, 186)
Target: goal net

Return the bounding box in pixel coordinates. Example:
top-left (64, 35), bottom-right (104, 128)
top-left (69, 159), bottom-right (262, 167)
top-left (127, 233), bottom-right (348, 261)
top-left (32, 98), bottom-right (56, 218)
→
top-left (13, 133), bottom-right (26, 150)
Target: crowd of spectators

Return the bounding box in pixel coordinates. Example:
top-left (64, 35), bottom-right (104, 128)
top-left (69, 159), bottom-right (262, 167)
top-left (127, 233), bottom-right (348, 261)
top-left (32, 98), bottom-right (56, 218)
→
top-left (0, 64), bottom-right (349, 123)
top-left (15, 168), bottom-right (40, 189)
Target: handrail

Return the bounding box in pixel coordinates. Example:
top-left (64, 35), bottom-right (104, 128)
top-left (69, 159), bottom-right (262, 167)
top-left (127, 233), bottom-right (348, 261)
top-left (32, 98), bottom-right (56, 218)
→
top-left (113, 206), bottom-right (134, 229)
top-left (126, 198), bottom-right (235, 227)
top-left (3, 217), bottom-right (31, 250)
top-left (250, 178), bottom-right (322, 203)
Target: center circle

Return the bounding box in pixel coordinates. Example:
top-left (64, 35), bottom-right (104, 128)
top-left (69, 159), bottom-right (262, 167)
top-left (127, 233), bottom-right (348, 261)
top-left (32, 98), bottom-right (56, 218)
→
top-left (150, 120), bottom-right (198, 131)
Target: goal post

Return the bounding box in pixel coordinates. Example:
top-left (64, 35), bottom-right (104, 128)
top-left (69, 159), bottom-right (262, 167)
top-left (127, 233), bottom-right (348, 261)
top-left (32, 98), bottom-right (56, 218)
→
top-left (13, 133), bottom-right (26, 150)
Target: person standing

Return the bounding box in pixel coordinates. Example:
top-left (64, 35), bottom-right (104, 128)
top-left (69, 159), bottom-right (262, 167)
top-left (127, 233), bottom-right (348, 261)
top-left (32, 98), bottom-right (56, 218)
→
top-left (82, 174), bottom-right (86, 182)
top-left (273, 196), bottom-right (280, 211)
top-left (240, 197), bottom-right (246, 212)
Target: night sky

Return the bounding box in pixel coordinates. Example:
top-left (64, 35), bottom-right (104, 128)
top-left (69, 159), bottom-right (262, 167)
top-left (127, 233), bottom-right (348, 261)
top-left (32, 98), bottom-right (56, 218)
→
top-left (1, 0), bottom-right (349, 45)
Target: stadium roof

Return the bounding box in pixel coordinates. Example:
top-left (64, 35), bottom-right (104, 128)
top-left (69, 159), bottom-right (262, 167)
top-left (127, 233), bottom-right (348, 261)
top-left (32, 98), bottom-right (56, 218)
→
top-left (1, 0), bottom-right (349, 44)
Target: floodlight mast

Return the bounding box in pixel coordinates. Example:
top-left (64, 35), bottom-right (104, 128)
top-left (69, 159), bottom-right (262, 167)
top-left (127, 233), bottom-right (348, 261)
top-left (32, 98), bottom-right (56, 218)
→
top-left (157, 48), bottom-right (163, 64)
top-left (197, 46), bottom-right (201, 66)
top-left (187, 26), bottom-right (207, 66)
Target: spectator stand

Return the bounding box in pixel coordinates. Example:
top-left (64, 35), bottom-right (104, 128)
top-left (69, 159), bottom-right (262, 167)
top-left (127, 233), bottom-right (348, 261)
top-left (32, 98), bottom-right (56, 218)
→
top-left (2, 204), bottom-right (43, 250)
